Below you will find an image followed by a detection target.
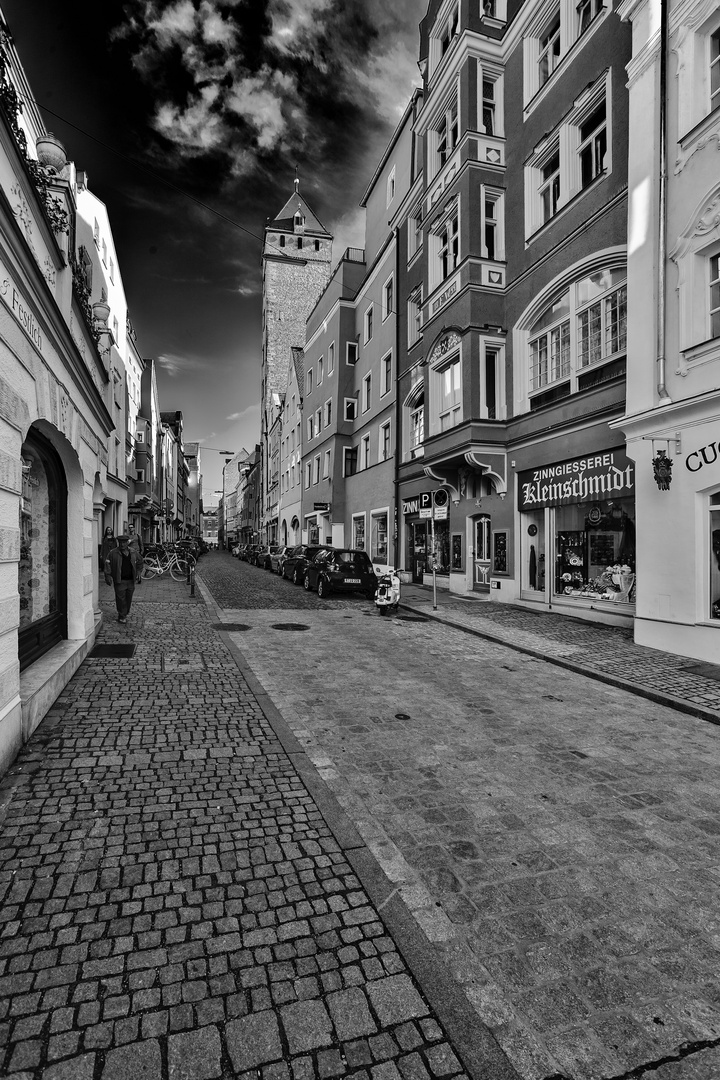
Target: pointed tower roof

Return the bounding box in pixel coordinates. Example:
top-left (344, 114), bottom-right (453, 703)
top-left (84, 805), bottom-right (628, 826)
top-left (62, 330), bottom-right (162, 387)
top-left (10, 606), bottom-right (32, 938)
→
top-left (267, 177), bottom-right (331, 237)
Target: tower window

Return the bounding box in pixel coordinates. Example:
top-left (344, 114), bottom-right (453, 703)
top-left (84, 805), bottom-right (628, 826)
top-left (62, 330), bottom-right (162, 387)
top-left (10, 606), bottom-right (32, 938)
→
top-left (297, 237), bottom-right (303, 249)
top-left (314, 239), bottom-right (320, 251)
top-left (280, 235), bottom-right (286, 248)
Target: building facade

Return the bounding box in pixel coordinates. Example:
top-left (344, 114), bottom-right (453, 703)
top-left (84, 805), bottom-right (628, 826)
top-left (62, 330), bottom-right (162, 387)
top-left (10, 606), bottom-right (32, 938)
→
top-left (616, 0), bottom-right (720, 661)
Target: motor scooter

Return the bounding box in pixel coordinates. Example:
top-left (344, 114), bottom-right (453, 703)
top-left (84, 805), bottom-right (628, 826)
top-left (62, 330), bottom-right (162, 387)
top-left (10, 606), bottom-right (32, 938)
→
top-left (374, 569), bottom-right (401, 615)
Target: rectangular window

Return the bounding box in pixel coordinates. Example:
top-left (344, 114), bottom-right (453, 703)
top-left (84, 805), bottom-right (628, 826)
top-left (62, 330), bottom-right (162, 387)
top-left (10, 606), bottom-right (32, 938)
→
top-left (307, 417), bottom-right (314, 441)
top-left (438, 358), bottom-right (462, 431)
top-left (307, 369), bottom-right (313, 395)
top-left (713, 31), bottom-right (720, 114)
top-left (318, 357), bottom-right (324, 384)
top-left (484, 194), bottom-right (499, 260)
top-left (439, 214), bottom-right (459, 281)
top-left (313, 455), bottom-right (320, 484)
top-left (710, 493), bottom-right (720, 619)
top-left (578, 99), bottom-right (607, 188)
top-left (323, 449), bottom-right (331, 478)
top-left (711, 255), bottom-right (720, 338)
top-left (305, 462), bottom-right (312, 488)
top-left (344, 447), bottom-right (358, 477)
top-left (440, 4), bottom-right (459, 56)
top-left (371, 512), bottom-right (388, 562)
top-left (408, 289), bottom-right (423, 347)
top-left (347, 341), bottom-right (359, 365)
top-left (109, 257), bottom-right (115, 284)
top-left (362, 373), bottom-right (372, 412)
top-left (93, 219), bottom-right (100, 247)
top-left (353, 515), bottom-right (365, 550)
top-left (383, 277), bottom-right (394, 320)
top-left (484, 347), bottom-right (499, 419)
top-left (328, 341), bottom-right (335, 373)
top-left (380, 421), bottom-right (391, 461)
top-left (482, 77), bottom-right (496, 135)
top-left (325, 399), bottom-right (332, 427)
top-left (531, 322), bottom-right (570, 389)
top-left (539, 14), bottom-right (561, 87)
top-left (540, 149), bottom-right (560, 223)
top-left (136, 469), bottom-right (145, 483)
top-left (361, 435), bottom-right (371, 470)
top-left (410, 405), bottom-right (424, 456)
top-left (344, 397), bottom-right (358, 421)
top-left (436, 98), bottom-right (459, 171)
top-left (365, 306), bottom-right (373, 343)
top-left (315, 408), bottom-right (322, 435)
top-left (408, 205), bottom-right (423, 260)
top-left (102, 239), bottom-right (107, 266)
top-left (136, 430), bottom-right (145, 443)
top-left (577, 0), bottom-right (602, 37)
top-left (381, 353), bottom-right (392, 396)
top-left (387, 166), bottom-right (396, 207)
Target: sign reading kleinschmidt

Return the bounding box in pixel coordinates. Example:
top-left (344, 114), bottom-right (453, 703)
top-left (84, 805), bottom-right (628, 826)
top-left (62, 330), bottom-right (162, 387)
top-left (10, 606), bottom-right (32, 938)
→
top-left (518, 448), bottom-right (635, 510)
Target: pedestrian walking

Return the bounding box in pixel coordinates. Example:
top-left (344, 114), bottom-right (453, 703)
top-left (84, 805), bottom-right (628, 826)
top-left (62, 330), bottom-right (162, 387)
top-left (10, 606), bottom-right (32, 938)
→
top-left (104, 535), bottom-right (136, 623)
top-left (127, 523), bottom-right (144, 584)
top-left (100, 526), bottom-right (117, 569)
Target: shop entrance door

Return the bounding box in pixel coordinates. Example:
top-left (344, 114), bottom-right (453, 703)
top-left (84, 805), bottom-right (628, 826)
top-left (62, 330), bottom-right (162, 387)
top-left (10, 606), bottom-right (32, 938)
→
top-left (473, 515), bottom-right (491, 593)
top-left (410, 521), bottom-right (427, 583)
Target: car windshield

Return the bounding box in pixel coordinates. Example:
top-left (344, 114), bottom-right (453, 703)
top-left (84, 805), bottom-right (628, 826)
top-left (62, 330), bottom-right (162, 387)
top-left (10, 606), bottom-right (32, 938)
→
top-left (333, 551), bottom-right (371, 570)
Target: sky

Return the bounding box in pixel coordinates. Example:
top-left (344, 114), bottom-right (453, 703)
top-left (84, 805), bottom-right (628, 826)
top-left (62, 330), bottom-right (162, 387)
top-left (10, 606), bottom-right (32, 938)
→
top-left (4, 0), bottom-right (425, 499)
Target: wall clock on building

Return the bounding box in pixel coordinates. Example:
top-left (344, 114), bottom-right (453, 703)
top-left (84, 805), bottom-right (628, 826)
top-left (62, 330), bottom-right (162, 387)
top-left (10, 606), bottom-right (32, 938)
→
top-left (527, 524), bottom-right (538, 536)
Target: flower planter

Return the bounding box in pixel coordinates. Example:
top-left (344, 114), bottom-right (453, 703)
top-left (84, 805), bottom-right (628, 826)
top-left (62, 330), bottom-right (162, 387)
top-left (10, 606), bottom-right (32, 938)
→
top-left (35, 133), bottom-right (67, 174)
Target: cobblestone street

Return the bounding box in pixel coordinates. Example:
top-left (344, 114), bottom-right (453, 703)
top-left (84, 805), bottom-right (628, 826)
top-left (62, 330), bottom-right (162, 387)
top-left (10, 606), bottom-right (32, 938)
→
top-left (197, 553), bottom-right (720, 1080)
top-left (0, 565), bottom-right (511, 1080)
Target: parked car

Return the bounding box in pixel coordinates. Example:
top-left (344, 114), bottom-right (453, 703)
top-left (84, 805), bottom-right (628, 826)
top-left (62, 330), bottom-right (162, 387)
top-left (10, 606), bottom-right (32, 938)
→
top-left (237, 544), bottom-right (252, 561)
top-left (303, 548), bottom-right (377, 599)
top-left (254, 544), bottom-right (280, 570)
top-left (282, 544), bottom-right (334, 585)
top-left (245, 544), bottom-right (262, 564)
top-left (270, 546), bottom-right (291, 574)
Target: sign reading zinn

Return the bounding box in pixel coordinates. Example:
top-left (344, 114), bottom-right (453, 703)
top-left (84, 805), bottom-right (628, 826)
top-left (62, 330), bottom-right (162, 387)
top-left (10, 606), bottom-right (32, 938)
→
top-left (402, 491), bottom-right (432, 515)
top-left (518, 448), bottom-right (635, 510)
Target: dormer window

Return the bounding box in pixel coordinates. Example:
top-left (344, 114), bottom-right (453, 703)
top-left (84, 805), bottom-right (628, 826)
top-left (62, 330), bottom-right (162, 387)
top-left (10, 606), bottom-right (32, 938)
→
top-left (294, 210), bottom-right (305, 232)
top-left (430, 2), bottom-right (461, 75)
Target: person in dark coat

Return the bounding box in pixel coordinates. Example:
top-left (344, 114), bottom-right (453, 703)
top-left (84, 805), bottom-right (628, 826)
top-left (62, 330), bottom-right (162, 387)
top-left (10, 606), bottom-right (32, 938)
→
top-left (127, 524), bottom-right (144, 584)
top-left (105, 536), bottom-right (136, 622)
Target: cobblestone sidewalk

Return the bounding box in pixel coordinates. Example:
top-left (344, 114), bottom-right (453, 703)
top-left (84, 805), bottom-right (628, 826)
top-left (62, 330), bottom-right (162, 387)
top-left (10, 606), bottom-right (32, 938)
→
top-left (398, 587), bottom-right (720, 722)
top-left (0, 578), bottom-right (515, 1080)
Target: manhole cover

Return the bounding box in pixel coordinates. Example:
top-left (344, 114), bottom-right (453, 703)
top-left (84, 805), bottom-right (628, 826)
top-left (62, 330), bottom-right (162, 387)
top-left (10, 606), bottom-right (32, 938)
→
top-left (88, 644), bottom-right (136, 659)
top-left (271, 623), bottom-right (310, 632)
top-left (396, 616), bottom-right (428, 623)
top-left (395, 713), bottom-right (411, 720)
top-left (212, 623), bottom-right (252, 632)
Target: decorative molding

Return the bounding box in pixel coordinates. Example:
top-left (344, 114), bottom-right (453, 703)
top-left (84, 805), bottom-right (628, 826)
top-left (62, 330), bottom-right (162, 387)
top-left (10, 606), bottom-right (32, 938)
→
top-left (675, 114), bottom-right (720, 173)
top-left (427, 330), bottom-right (462, 367)
top-left (465, 450), bottom-right (507, 495)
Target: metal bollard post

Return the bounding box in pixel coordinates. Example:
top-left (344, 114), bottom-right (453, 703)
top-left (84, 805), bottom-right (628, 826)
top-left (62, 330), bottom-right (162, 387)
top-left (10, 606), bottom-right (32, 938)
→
top-left (190, 568), bottom-right (195, 597)
top-left (186, 563), bottom-right (191, 584)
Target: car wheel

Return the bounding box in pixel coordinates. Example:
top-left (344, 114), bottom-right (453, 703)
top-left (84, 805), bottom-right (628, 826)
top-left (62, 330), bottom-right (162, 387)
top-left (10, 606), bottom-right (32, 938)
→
top-left (303, 573), bottom-right (312, 591)
top-left (317, 577), bottom-right (330, 599)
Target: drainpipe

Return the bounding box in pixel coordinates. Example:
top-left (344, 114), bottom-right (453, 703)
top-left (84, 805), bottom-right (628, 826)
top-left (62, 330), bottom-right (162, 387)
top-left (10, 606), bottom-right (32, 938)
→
top-left (656, 0), bottom-right (672, 405)
top-left (393, 226), bottom-right (401, 572)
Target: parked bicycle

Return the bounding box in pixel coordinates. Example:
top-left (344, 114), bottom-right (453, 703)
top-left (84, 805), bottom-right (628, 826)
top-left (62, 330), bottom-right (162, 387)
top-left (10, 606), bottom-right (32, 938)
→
top-left (142, 544), bottom-right (196, 581)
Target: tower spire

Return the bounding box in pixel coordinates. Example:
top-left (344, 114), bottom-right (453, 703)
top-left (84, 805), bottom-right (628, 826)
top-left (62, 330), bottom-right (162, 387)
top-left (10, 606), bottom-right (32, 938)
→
top-left (294, 167), bottom-right (299, 195)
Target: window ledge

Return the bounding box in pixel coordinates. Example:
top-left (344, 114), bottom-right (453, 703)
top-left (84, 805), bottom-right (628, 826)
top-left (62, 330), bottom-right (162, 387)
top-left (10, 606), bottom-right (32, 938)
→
top-left (526, 171), bottom-right (608, 244)
top-left (407, 247), bottom-right (423, 270)
top-left (679, 104), bottom-right (720, 152)
top-left (681, 337), bottom-right (720, 367)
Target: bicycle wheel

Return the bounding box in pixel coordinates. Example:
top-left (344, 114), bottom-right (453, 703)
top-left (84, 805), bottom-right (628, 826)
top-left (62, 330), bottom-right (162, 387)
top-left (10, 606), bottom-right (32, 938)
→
top-left (170, 557), bottom-right (190, 581)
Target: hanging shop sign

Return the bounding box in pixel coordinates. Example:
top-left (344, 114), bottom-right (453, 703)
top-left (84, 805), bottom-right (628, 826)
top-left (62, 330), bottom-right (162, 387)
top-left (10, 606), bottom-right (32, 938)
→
top-left (518, 448), bottom-right (635, 511)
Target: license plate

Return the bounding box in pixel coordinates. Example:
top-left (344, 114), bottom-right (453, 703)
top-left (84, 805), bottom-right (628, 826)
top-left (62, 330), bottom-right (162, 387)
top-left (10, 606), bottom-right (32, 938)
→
top-left (344, 578), bottom-right (360, 584)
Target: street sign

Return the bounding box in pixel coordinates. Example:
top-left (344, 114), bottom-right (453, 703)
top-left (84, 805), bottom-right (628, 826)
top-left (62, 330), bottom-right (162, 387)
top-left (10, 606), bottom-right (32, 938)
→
top-left (419, 491), bottom-right (433, 519)
top-left (313, 503), bottom-right (330, 511)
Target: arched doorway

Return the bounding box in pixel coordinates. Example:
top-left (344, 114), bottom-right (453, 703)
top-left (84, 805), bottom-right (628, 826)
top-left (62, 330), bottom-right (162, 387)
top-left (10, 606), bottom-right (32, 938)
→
top-left (472, 514), bottom-right (492, 593)
top-left (18, 429), bottom-right (68, 670)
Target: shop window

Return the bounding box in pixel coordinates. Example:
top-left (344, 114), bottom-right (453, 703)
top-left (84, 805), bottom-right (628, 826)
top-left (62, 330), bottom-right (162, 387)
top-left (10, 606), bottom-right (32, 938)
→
top-left (371, 512), bottom-right (388, 562)
top-left (451, 533), bottom-right (463, 570)
top-left (493, 531), bottom-right (508, 573)
top-left (555, 500), bottom-right (635, 602)
top-left (353, 514), bottom-right (365, 550)
top-left (19, 431), bottom-right (67, 671)
top-left (711, 493), bottom-right (720, 619)
top-left (431, 521), bottom-right (451, 572)
top-left (522, 514), bottom-right (545, 594)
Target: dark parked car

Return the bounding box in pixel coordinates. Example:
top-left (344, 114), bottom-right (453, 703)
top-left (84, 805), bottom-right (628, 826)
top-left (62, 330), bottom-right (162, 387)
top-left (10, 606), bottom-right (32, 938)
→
top-left (255, 544), bottom-right (279, 570)
top-left (282, 544), bottom-right (334, 585)
top-left (270, 546), bottom-right (291, 574)
top-left (303, 548), bottom-right (377, 599)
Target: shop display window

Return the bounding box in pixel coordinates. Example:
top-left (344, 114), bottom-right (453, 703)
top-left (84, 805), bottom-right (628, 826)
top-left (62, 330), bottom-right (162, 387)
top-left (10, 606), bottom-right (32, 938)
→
top-left (452, 533), bottom-right (462, 570)
top-left (493, 531), bottom-right (508, 573)
top-left (710, 493), bottom-right (720, 619)
top-left (353, 516), bottom-right (365, 550)
top-left (431, 521), bottom-right (450, 572)
top-left (555, 497), bottom-right (635, 602)
top-left (371, 513), bottom-right (388, 562)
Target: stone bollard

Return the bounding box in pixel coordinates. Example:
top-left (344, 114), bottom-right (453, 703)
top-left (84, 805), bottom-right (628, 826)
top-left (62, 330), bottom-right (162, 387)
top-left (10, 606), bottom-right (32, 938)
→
top-left (190, 569), bottom-right (195, 597)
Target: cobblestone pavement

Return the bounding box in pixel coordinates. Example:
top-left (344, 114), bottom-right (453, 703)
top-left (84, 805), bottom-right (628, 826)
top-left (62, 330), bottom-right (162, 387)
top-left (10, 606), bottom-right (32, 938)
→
top-left (0, 570), bottom-right (515, 1080)
top-left (397, 586), bottom-right (720, 721)
top-left (198, 553), bottom-right (720, 1080)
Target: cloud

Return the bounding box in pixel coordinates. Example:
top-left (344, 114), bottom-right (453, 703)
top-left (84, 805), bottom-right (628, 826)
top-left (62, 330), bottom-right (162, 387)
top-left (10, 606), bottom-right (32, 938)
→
top-left (226, 404), bottom-right (260, 421)
top-left (156, 351), bottom-right (195, 376)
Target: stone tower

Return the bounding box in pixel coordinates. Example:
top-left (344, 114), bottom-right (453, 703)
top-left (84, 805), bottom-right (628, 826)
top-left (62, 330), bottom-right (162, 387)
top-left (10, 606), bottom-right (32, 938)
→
top-left (260, 179), bottom-right (333, 539)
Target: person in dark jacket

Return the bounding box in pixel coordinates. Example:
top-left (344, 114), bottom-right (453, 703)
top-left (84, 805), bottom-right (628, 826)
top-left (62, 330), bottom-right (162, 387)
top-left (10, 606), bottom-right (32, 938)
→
top-left (127, 523), bottom-right (144, 584)
top-left (104, 536), bottom-right (136, 622)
